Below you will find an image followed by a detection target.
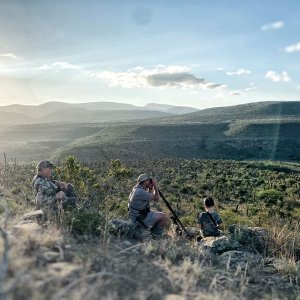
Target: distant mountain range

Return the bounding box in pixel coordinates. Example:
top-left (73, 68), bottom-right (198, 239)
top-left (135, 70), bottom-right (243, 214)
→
top-left (0, 100), bottom-right (299, 163)
top-left (0, 101), bottom-right (199, 126)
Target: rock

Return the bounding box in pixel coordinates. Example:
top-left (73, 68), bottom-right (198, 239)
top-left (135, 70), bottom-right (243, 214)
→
top-left (109, 219), bottom-right (135, 235)
top-left (41, 251), bottom-right (61, 263)
top-left (13, 220), bottom-right (42, 235)
top-left (164, 295), bottom-right (185, 300)
top-left (199, 235), bottom-right (241, 254)
top-left (22, 210), bottom-right (46, 223)
top-left (218, 250), bottom-right (263, 270)
top-left (122, 240), bottom-right (133, 247)
top-left (228, 224), bottom-right (268, 254)
top-left (47, 262), bottom-right (81, 278)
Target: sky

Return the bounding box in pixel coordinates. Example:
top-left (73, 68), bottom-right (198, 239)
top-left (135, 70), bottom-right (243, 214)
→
top-left (0, 0), bottom-right (299, 109)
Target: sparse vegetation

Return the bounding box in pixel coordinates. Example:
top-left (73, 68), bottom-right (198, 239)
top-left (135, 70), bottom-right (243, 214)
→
top-left (0, 156), bottom-right (300, 299)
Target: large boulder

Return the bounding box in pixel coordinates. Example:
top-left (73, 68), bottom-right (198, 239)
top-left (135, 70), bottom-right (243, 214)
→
top-left (199, 235), bottom-right (241, 254)
top-left (198, 225), bottom-right (268, 255)
top-left (109, 218), bottom-right (151, 240)
top-left (228, 224), bottom-right (268, 254)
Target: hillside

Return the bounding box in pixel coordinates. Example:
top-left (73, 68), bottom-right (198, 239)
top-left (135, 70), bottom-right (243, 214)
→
top-left (159, 101), bottom-right (300, 123)
top-left (0, 158), bottom-right (299, 299)
top-left (50, 121), bottom-right (300, 162)
top-left (0, 101), bottom-right (299, 163)
top-left (0, 101), bottom-right (197, 126)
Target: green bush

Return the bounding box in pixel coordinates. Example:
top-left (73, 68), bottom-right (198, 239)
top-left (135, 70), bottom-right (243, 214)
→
top-left (221, 208), bottom-right (254, 227)
top-left (66, 208), bottom-right (106, 235)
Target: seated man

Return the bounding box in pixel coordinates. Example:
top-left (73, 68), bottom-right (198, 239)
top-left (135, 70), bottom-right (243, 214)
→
top-left (128, 173), bottom-right (168, 236)
top-left (32, 160), bottom-right (78, 215)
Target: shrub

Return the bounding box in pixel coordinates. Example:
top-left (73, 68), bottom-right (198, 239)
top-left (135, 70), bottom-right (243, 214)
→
top-left (66, 208), bottom-right (106, 235)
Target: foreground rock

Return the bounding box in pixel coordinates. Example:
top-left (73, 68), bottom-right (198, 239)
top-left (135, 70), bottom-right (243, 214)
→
top-left (199, 224), bottom-right (269, 255)
top-left (13, 220), bottom-right (42, 235)
top-left (22, 210), bottom-right (46, 224)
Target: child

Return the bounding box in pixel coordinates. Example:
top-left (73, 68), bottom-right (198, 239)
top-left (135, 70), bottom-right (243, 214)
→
top-left (197, 197), bottom-right (223, 237)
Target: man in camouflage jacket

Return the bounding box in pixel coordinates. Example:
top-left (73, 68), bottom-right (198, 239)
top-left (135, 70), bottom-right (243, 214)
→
top-left (32, 160), bottom-right (77, 214)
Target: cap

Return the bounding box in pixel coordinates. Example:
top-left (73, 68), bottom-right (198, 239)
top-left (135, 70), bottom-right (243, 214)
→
top-left (137, 173), bottom-right (151, 183)
top-left (37, 160), bottom-right (54, 170)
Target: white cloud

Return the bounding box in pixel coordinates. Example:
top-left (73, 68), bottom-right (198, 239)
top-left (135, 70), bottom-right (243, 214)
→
top-left (96, 65), bottom-right (223, 90)
top-left (265, 70), bottom-right (291, 82)
top-left (296, 86), bottom-right (300, 90)
top-left (226, 68), bottom-right (251, 76)
top-left (261, 21), bottom-right (284, 31)
top-left (285, 42), bottom-right (300, 53)
top-left (229, 91), bottom-right (240, 96)
top-left (0, 53), bottom-right (18, 60)
top-left (215, 91), bottom-right (225, 98)
top-left (37, 61), bottom-right (82, 70)
top-left (244, 86), bottom-right (258, 91)
top-left (52, 61), bottom-right (82, 70)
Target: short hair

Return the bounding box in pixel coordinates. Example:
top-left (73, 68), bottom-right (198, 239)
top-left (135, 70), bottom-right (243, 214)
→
top-left (204, 197), bottom-right (215, 208)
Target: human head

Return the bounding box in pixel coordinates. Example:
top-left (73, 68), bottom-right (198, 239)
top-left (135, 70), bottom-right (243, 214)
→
top-left (36, 160), bottom-right (54, 178)
top-left (204, 197), bottom-right (215, 208)
top-left (137, 173), bottom-right (152, 187)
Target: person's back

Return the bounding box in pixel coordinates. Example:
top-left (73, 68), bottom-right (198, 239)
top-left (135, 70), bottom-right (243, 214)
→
top-left (197, 197), bottom-right (223, 237)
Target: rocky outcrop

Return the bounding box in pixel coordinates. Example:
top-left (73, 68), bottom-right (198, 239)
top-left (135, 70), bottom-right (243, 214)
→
top-left (198, 224), bottom-right (269, 256)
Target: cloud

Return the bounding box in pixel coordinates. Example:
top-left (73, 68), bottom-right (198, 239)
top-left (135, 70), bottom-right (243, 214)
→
top-left (226, 68), bottom-right (251, 76)
top-left (37, 61), bottom-right (82, 70)
top-left (261, 21), bottom-right (284, 31)
top-left (147, 72), bottom-right (204, 87)
top-left (284, 42), bottom-right (300, 53)
top-left (228, 91), bottom-right (240, 96)
top-left (265, 70), bottom-right (291, 82)
top-left (0, 53), bottom-right (18, 60)
top-left (244, 86), bottom-right (257, 91)
top-left (296, 86), bottom-right (300, 90)
top-left (96, 65), bottom-right (222, 90)
top-left (215, 91), bottom-right (225, 98)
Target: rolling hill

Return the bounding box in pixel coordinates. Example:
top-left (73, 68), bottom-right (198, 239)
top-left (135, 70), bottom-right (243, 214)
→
top-left (0, 101), bottom-right (198, 126)
top-left (0, 101), bottom-right (299, 162)
top-left (158, 101), bottom-right (300, 123)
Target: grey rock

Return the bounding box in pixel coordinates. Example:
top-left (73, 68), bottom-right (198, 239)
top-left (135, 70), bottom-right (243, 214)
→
top-left (228, 224), bottom-right (268, 254)
top-left (13, 221), bottom-right (42, 235)
top-left (219, 250), bottom-right (263, 270)
top-left (109, 219), bottom-right (135, 235)
top-left (22, 210), bottom-right (46, 224)
top-left (199, 235), bottom-right (241, 254)
top-left (42, 251), bottom-right (61, 263)
top-left (47, 262), bottom-right (81, 278)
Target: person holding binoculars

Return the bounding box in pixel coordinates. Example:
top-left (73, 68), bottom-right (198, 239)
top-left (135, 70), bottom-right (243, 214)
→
top-left (128, 173), bottom-right (168, 236)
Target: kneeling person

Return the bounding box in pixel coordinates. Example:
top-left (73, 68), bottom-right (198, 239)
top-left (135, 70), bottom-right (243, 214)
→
top-left (128, 174), bottom-right (168, 236)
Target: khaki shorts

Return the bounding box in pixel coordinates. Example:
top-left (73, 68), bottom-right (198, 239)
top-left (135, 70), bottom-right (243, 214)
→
top-left (133, 211), bottom-right (160, 228)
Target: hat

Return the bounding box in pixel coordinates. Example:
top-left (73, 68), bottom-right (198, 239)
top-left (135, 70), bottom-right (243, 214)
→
top-left (137, 173), bottom-right (151, 183)
top-left (37, 160), bottom-right (54, 169)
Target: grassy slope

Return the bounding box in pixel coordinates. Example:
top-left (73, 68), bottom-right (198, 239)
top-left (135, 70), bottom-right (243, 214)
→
top-left (0, 159), bottom-right (299, 299)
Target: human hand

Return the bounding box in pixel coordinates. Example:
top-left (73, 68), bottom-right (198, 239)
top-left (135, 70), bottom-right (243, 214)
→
top-left (151, 178), bottom-right (157, 187)
top-left (55, 191), bottom-right (65, 199)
